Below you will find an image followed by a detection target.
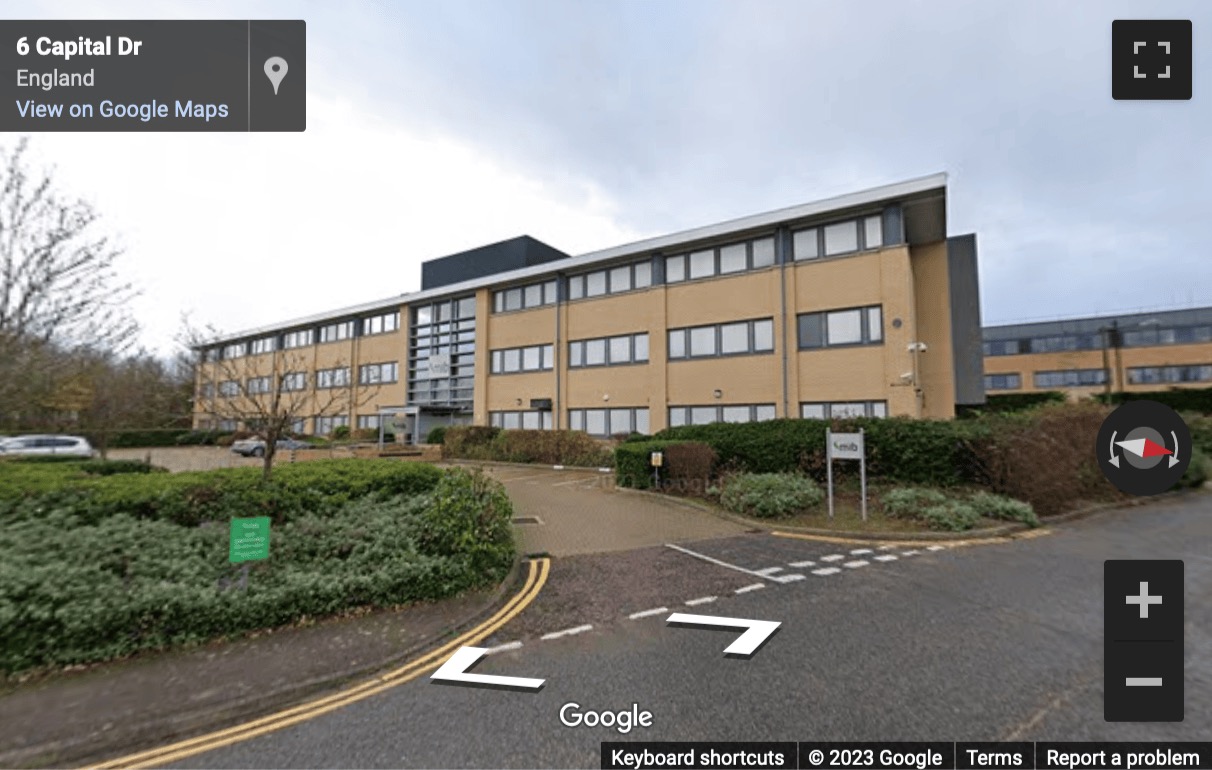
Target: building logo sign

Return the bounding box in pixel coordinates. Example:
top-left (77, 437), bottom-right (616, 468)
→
top-left (426, 352), bottom-right (451, 379)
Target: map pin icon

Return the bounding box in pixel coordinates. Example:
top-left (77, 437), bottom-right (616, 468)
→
top-left (264, 57), bottom-right (288, 95)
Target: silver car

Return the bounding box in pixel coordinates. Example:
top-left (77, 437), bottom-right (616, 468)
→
top-left (0, 434), bottom-right (96, 458)
top-left (230, 437), bottom-right (310, 458)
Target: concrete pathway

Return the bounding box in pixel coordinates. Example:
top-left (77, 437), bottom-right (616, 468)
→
top-left (473, 464), bottom-right (749, 556)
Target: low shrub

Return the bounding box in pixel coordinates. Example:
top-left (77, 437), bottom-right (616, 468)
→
top-left (919, 500), bottom-right (981, 531)
top-left (957, 391), bottom-right (1066, 418)
top-left (331, 425), bottom-right (351, 441)
top-left (417, 467), bottom-right (515, 581)
top-left (719, 472), bottom-right (824, 518)
top-left (175, 430), bottom-right (221, 446)
top-left (1102, 386), bottom-right (1212, 415)
top-left (880, 487), bottom-right (948, 519)
top-left (2, 455), bottom-right (82, 464)
top-left (426, 426), bottom-right (448, 445)
top-left (0, 471), bottom-right (512, 675)
top-left (968, 491), bottom-right (1039, 527)
top-left (78, 459), bottom-right (168, 476)
top-left (1181, 448), bottom-right (1210, 488)
top-left (88, 429), bottom-right (193, 449)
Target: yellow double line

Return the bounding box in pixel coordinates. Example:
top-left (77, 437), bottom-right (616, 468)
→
top-left (90, 557), bottom-right (550, 769)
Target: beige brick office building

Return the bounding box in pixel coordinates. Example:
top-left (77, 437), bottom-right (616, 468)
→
top-left (193, 173), bottom-right (985, 441)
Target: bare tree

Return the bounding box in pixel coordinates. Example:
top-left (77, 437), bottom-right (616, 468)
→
top-left (181, 321), bottom-right (382, 481)
top-left (0, 138), bottom-right (139, 428)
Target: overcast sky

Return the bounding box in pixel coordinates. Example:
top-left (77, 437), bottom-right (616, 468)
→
top-left (10, 0), bottom-right (1212, 355)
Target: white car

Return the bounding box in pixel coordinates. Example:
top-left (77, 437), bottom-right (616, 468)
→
top-left (0, 434), bottom-right (96, 458)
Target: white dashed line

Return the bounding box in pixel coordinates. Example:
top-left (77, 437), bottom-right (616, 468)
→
top-left (902, 550), bottom-right (921, 556)
top-left (850, 548), bottom-right (874, 555)
top-left (685, 596), bottom-right (718, 606)
top-left (878, 545), bottom-right (897, 550)
top-left (552, 465), bottom-right (565, 470)
top-left (927, 545), bottom-right (946, 551)
top-left (843, 560), bottom-right (869, 568)
top-left (485, 641), bottom-right (523, 654)
top-left (735, 583), bottom-right (766, 594)
top-left (597, 467), bottom-right (612, 473)
top-left (788, 560), bottom-right (816, 568)
top-left (540, 624), bottom-right (593, 641)
top-left (664, 543), bottom-right (788, 582)
top-left (773, 573), bottom-right (806, 583)
top-left (628, 607), bottom-right (669, 620)
top-left (812, 567), bottom-right (841, 576)
top-left (755, 566), bottom-right (784, 576)
top-left (820, 554), bottom-right (845, 562)
top-left (874, 555), bottom-right (899, 562)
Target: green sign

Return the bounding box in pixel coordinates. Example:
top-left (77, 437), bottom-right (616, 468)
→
top-left (229, 517), bottom-right (270, 563)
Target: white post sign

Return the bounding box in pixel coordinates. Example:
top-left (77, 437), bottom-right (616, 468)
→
top-left (826, 428), bottom-right (867, 521)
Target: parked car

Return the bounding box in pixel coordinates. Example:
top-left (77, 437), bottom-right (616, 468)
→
top-left (0, 434), bottom-right (96, 458)
top-left (230, 437), bottom-right (310, 457)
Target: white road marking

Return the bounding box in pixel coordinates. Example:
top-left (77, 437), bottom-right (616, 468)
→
top-left (597, 467), bottom-right (612, 473)
top-left (820, 554), bottom-right (845, 562)
top-left (553, 465), bottom-right (565, 470)
top-left (850, 548), bottom-right (874, 555)
top-left (843, 560), bottom-right (869, 568)
top-left (684, 596), bottom-right (718, 606)
top-left (735, 583), bottom-right (766, 594)
top-left (540, 624), bottom-right (593, 640)
top-left (664, 543), bottom-right (789, 582)
top-left (927, 545), bottom-right (946, 551)
top-left (874, 555), bottom-right (899, 562)
top-left (552, 477), bottom-right (593, 487)
top-left (755, 566), bottom-right (784, 576)
top-left (812, 567), bottom-right (841, 576)
top-left (878, 545), bottom-right (897, 550)
top-left (484, 641), bottom-right (523, 654)
top-left (902, 550), bottom-right (921, 556)
top-left (628, 607), bottom-right (669, 620)
top-left (773, 573), bottom-right (806, 583)
top-left (788, 560), bottom-right (816, 568)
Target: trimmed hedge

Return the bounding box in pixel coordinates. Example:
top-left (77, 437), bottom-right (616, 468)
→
top-left (88, 429), bottom-right (194, 448)
top-left (654, 418), bottom-right (987, 487)
top-left (615, 440), bottom-right (689, 489)
top-left (1101, 386), bottom-right (1212, 415)
top-left (719, 473), bottom-right (824, 518)
top-left (0, 459), bottom-right (443, 527)
top-left (0, 466), bottom-right (514, 675)
top-left (957, 391), bottom-right (1066, 417)
top-left (443, 426), bottom-right (612, 467)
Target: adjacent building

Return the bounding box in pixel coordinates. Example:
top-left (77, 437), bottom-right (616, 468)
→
top-left (193, 173), bottom-right (986, 441)
top-left (982, 306), bottom-right (1212, 398)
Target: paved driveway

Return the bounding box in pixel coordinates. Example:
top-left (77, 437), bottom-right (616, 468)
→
top-left (472, 464), bottom-right (749, 557)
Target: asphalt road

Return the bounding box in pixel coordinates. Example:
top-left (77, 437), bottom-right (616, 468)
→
top-left (171, 494), bottom-right (1212, 769)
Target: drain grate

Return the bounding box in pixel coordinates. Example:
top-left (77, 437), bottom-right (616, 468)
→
top-left (512, 516), bottom-right (542, 525)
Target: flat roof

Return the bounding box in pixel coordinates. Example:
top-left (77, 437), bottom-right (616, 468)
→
top-left (202, 172), bottom-right (948, 347)
top-left (983, 305), bottom-right (1212, 339)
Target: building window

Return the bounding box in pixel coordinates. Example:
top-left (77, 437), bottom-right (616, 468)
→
top-left (984, 373), bottom-right (1022, 390)
top-left (359, 362), bottom-right (399, 384)
top-left (316, 367), bottom-right (351, 389)
top-left (246, 376), bottom-right (271, 395)
top-left (664, 236), bottom-right (778, 284)
top-left (314, 414), bottom-right (350, 436)
top-left (357, 415), bottom-right (381, 429)
top-left (983, 339), bottom-right (1022, 356)
top-left (567, 259), bottom-right (654, 301)
top-left (793, 228), bottom-right (819, 261)
top-left (217, 419), bottom-right (238, 432)
top-left (319, 321), bottom-right (354, 343)
top-left (490, 344), bottom-right (554, 374)
top-left (494, 280), bottom-right (556, 312)
top-left (362, 312), bottom-right (400, 336)
top-left (218, 380), bottom-right (240, 397)
top-left (668, 404), bottom-right (776, 427)
top-left (1033, 369), bottom-right (1107, 388)
top-left (282, 329), bottom-right (313, 349)
top-left (280, 372), bottom-right (306, 392)
top-left (569, 407), bottom-right (649, 437)
top-left (568, 333), bottom-right (648, 368)
top-left (798, 306), bottom-right (883, 349)
top-left (288, 418), bottom-right (308, 434)
top-left (800, 401), bottom-right (887, 419)
top-left (863, 215), bottom-right (883, 249)
top-left (199, 382), bottom-right (215, 399)
top-left (222, 343), bottom-right (246, 360)
top-left (668, 318), bottom-right (775, 360)
top-left (823, 221), bottom-right (858, 256)
top-left (250, 336), bottom-right (276, 355)
top-left (489, 410), bottom-right (554, 430)
top-left (1127, 364), bottom-right (1212, 385)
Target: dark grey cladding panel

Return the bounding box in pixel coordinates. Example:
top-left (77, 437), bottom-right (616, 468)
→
top-left (420, 236), bottom-right (571, 291)
top-left (983, 305), bottom-right (1212, 340)
top-left (947, 234), bottom-right (985, 406)
top-left (902, 188), bottom-right (946, 245)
